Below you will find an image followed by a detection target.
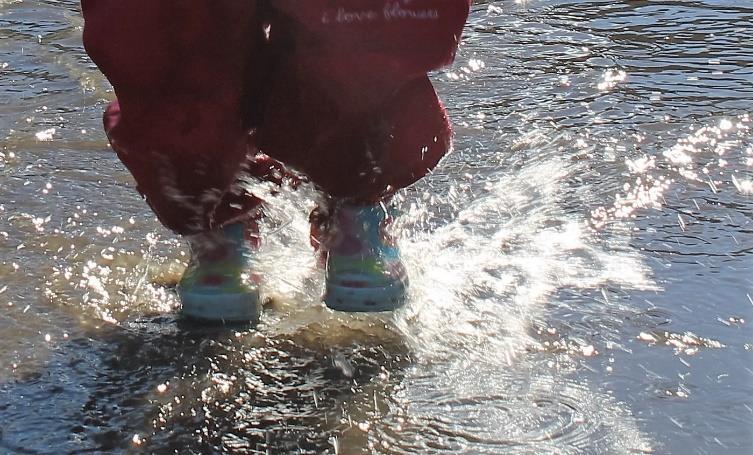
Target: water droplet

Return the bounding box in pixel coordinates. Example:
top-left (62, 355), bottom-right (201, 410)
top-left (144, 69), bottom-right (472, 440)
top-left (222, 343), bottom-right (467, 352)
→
top-left (638, 332), bottom-right (656, 343)
top-left (35, 128), bottom-right (56, 142)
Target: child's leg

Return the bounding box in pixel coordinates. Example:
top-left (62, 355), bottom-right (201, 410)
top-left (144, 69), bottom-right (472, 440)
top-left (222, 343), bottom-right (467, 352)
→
top-left (83, 0), bottom-right (270, 235)
top-left (84, 1), bottom-right (292, 322)
top-left (260, 0), bottom-right (471, 310)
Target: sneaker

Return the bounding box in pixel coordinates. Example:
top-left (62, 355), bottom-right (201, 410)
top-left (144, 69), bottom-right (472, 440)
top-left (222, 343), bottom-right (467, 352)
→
top-left (178, 223), bottom-right (261, 323)
top-left (315, 201), bottom-right (409, 312)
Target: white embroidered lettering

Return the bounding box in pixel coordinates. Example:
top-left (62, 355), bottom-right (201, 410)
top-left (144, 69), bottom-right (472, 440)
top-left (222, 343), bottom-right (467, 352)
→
top-left (320, 2), bottom-right (440, 26)
top-left (384, 1), bottom-right (439, 21)
top-left (335, 7), bottom-right (378, 23)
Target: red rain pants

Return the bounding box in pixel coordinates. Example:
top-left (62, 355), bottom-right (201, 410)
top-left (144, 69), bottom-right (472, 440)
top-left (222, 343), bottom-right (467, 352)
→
top-left (82, 0), bottom-right (471, 235)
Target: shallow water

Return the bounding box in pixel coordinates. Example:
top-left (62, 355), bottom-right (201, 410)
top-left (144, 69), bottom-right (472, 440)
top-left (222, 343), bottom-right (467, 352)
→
top-left (1, 0), bottom-right (752, 453)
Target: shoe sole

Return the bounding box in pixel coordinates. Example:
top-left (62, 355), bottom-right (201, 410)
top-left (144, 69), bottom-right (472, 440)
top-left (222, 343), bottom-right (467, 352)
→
top-left (178, 288), bottom-right (262, 324)
top-left (323, 280), bottom-right (408, 312)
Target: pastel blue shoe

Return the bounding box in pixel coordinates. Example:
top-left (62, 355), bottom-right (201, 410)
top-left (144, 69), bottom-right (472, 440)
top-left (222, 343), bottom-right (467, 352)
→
top-left (319, 202), bottom-right (409, 312)
top-left (178, 223), bottom-right (261, 323)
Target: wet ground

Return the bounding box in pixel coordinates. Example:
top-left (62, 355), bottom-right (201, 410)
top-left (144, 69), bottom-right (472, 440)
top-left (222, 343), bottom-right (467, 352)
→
top-left (1, 0), bottom-right (752, 453)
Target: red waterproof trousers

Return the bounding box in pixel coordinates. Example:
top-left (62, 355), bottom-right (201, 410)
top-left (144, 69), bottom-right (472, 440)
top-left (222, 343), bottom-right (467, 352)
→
top-left (82, 0), bottom-right (470, 235)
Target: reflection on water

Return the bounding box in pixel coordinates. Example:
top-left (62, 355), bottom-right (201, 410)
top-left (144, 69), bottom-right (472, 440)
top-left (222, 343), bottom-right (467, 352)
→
top-left (2, 0), bottom-right (753, 453)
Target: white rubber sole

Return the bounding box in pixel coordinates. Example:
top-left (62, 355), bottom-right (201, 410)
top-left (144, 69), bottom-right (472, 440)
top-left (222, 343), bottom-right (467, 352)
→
top-left (323, 280), bottom-right (408, 312)
top-left (178, 288), bottom-right (261, 324)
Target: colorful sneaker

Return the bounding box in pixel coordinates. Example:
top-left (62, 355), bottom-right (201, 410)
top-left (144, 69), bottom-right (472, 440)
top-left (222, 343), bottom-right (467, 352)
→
top-left (315, 201), bottom-right (409, 312)
top-left (178, 223), bottom-right (261, 323)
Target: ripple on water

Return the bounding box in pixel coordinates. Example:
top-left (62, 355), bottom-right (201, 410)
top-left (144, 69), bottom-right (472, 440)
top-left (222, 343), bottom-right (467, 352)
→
top-left (352, 356), bottom-right (653, 455)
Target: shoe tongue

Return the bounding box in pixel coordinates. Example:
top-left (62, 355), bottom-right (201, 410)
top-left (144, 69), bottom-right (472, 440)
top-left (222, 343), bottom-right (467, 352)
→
top-left (189, 223), bottom-right (251, 263)
top-left (341, 203), bottom-right (385, 220)
top-left (221, 222), bottom-right (246, 241)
